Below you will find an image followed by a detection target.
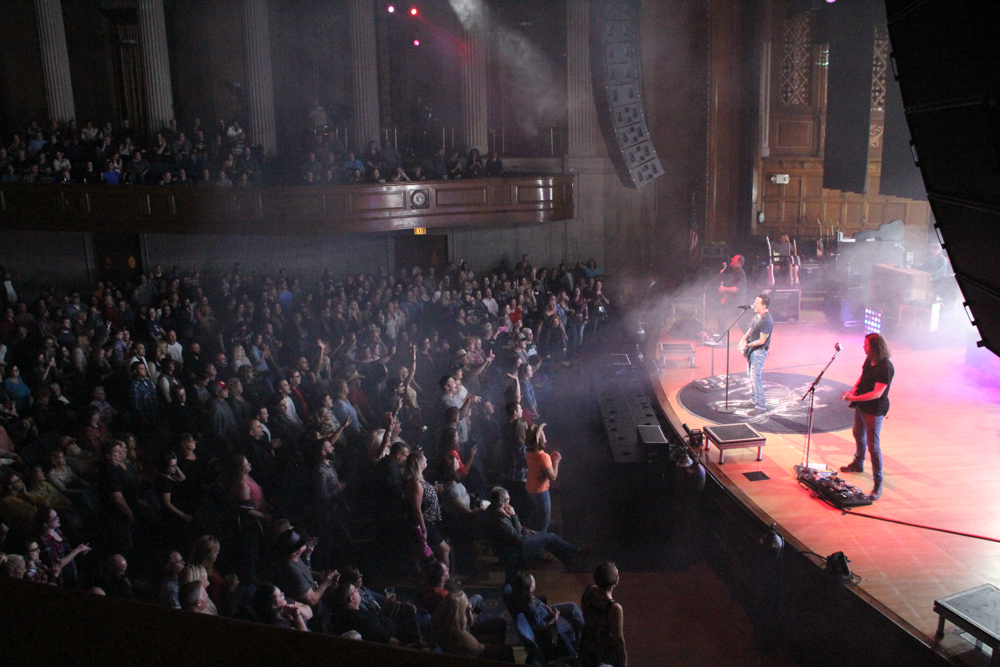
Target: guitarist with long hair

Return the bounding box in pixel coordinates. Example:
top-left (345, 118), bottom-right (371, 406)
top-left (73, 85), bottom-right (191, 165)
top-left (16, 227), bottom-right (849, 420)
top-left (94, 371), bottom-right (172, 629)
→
top-left (839, 333), bottom-right (894, 501)
top-left (737, 294), bottom-right (773, 417)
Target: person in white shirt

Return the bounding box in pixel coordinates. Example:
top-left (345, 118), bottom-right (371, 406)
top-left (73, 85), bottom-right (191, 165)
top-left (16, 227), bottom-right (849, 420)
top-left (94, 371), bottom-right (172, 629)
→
top-left (276, 378), bottom-right (302, 426)
top-left (165, 329), bottom-right (184, 364)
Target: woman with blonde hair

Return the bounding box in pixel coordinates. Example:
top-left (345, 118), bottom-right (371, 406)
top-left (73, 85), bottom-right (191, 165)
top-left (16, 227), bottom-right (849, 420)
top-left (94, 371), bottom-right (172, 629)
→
top-left (231, 344), bottom-right (250, 373)
top-left (403, 450), bottom-right (449, 570)
top-left (179, 564), bottom-right (219, 615)
top-left (430, 590), bottom-right (509, 659)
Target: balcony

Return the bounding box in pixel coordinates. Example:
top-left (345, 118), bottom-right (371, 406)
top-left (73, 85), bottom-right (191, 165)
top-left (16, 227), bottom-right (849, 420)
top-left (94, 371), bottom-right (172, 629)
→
top-left (0, 175), bottom-right (574, 236)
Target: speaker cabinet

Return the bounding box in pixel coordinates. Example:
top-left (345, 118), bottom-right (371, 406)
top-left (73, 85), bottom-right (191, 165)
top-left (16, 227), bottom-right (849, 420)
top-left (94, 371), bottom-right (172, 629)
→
top-left (590, 0), bottom-right (663, 189)
top-left (887, 0), bottom-right (1000, 357)
top-left (763, 288), bottom-right (801, 323)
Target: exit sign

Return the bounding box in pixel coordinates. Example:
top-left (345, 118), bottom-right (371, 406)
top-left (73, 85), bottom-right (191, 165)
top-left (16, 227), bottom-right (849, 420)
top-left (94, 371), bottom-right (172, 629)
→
top-left (413, 228), bottom-right (427, 235)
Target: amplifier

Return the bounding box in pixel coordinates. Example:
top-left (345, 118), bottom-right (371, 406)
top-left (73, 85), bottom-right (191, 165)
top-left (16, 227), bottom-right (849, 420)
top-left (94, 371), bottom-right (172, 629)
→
top-left (763, 288), bottom-right (800, 322)
top-left (799, 471), bottom-right (873, 508)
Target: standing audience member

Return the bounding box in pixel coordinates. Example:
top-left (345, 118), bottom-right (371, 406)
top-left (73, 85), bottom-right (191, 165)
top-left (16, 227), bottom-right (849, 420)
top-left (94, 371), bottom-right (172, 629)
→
top-left (580, 562), bottom-right (628, 667)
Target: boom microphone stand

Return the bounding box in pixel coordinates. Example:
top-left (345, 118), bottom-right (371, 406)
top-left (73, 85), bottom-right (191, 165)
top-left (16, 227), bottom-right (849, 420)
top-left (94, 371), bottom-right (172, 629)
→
top-left (793, 342), bottom-right (842, 478)
top-left (715, 307), bottom-right (752, 414)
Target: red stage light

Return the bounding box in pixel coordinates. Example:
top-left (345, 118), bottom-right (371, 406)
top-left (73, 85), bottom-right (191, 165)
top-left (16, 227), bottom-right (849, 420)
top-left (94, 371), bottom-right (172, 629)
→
top-left (413, 39), bottom-right (420, 46)
top-left (387, 5), bottom-right (395, 12)
top-left (410, 7), bottom-right (418, 15)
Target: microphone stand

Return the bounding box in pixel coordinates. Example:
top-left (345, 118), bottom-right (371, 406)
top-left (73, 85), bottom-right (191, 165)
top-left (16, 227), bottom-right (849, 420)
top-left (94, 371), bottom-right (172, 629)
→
top-left (793, 346), bottom-right (841, 478)
top-left (715, 308), bottom-right (751, 414)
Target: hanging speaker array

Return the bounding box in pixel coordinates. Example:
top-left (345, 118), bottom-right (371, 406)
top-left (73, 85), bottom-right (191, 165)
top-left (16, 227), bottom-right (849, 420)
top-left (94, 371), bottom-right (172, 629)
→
top-left (590, 0), bottom-right (663, 189)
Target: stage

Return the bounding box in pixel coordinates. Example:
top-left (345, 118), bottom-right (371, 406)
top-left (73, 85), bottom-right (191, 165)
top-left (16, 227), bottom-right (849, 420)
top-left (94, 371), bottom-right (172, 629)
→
top-left (653, 317), bottom-right (1000, 661)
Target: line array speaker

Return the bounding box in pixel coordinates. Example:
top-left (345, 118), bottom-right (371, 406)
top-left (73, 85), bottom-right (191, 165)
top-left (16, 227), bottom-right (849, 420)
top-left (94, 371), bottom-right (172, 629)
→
top-left (886, 0), bottom-right (1000, 358)
top-left (590, 0), bottom-right (663, 189)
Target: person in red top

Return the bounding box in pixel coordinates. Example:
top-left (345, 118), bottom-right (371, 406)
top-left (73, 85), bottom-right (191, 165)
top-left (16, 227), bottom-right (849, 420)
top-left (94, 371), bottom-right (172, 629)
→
top-left (524, 423), bottom-right (561, 533)
top-left (79, 406), bottom-right (111, 454)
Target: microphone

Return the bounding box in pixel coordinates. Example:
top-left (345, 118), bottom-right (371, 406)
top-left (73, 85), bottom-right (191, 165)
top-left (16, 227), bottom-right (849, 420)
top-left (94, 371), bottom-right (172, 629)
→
top-left (720, 263), bottom-right (728, 274)
top-left (738, 305), bottom-right (752, 309)
top-left (835, 342), bottom-right (842, 353)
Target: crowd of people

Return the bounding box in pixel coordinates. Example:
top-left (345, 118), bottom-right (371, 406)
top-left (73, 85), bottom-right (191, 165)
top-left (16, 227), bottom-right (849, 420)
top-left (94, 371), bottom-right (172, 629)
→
top-left (0, 253), bottom-right (624, 664)
top-left (304, 138), bottom-right (507, 186)
top-left (0, 113), bottom-right (514, 189)
top-left (0, 117), bottom-right (262, 187)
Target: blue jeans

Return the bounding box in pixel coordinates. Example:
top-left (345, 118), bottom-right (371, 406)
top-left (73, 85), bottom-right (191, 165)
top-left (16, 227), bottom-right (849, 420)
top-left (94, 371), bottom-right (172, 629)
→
top-left (522, 531), bottom-right (577, 568)
top-left (529, 490), bottom-right (551, 533)
top-left (747, 348), bottom-right (768, 410)
top-left (852, 410), bottom-right (884, 484)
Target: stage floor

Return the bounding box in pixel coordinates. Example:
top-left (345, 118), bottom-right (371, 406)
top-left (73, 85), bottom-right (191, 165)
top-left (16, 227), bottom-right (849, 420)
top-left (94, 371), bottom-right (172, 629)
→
top-left (654, 319), bottom-right (1000, 656)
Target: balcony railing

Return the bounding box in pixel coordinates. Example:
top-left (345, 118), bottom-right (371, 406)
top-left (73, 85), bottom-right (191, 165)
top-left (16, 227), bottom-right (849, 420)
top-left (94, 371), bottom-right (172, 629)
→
top-left (0, 175), bottom-right (575, 236)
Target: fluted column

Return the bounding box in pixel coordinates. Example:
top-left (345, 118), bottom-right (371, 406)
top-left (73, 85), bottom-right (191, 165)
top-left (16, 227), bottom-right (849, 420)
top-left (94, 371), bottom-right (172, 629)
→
top-left (242, 0), bottom-right (277, 156)
top-left (137, 0), bottom-right (175, 134)
top-left (348, 0), bottom-right (380, 151)
top-left (566, 0), bottom-right (601, 157)
top-left (460, 14), bottom-right (489, 154)
top-left (34, 0), bottom-right (76, 123)
top-left (564, 0), bottom-right (607, 269)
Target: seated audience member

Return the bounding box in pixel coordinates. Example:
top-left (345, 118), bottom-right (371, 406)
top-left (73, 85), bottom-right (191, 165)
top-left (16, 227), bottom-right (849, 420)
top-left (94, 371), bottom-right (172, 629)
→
top-left (464, 148), bottom-right (484, 178)
top-left (329, 581), bottom-right (401, 644)
top-left (429, 590), bottom-right (509, 660)
top-left (485, 150), bottom-right (504, 178)
top-left (482, 486), bottom-right (581, 582)
top-left (159, 550), bottom-right (186, 608)
top-left (23, 538), bottom-right (61, 584)
top-left (510, 571), bottom-right (585, 660)
top-left (179, 581), bottom-right (214, 614)
top-left (342, 564), bottom-right (422, 645)
top-left (179, 564), bottom-right (219, 615)
top-left (253, 584), bottom-right (312, 630)
top-left (272, 529), bottom-right (340, 627)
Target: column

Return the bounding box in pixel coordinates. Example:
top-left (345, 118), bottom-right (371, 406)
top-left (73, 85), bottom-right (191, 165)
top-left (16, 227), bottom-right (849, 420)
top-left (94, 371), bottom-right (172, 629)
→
top-left (566, 0), bottom-right (601, 157)
top-left (460, 14), bottom-right (489, 154)
top-left (137, 0), bottom-right (175, 134)
top-left (242, 0), bottom-right (277, 156)
top-left (34, 0), bottom-right (76, 123)
top-left (348, 0), bottom-right (380, 151)
top-left (565, 0), bottom-right (607, 268)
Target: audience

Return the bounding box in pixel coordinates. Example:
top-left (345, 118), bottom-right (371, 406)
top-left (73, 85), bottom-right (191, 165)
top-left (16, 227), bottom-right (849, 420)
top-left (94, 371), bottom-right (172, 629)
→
top-left (0, 252), bottom-right (614, 659)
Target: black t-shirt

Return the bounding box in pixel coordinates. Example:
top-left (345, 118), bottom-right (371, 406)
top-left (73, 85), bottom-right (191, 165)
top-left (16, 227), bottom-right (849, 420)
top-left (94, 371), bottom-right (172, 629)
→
top-left (855, 359), bottom-right (894, 416)
top-left (720, 267), bottom-right (747, 306)
top-left (748, 312), bottom-right (774, 351)
top-left (99, 461), bottom-right (134, 516)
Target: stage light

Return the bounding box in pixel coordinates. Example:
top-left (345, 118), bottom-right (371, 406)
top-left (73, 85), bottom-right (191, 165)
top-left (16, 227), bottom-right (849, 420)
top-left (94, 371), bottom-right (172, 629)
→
top-left (413, 39), bottom-right (420, 46)
top-left (387, 5), bottom-right (395, 12)
top-left (864, 308), bottom-right (882, 335)
top-left (410, 6), bottom-right (418, 15)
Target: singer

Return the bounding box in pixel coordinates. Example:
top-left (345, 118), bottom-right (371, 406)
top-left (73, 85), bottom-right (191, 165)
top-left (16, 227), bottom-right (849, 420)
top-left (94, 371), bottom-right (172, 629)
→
top-left (716, 254), bottom-right (747, 332)
top-left (839, 333), bottom-right (894, 500)
top-left (737, 294), bottom-right (773, 416)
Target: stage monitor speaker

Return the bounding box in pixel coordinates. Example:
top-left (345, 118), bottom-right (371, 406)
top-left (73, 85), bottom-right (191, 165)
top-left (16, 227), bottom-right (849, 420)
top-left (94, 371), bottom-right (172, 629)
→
top-left (590, 0), bottom-right (663, 189)
top-left (886, 0), bottom-right (1000, 358)
top-left (821, 0), bottom-right (883, 194)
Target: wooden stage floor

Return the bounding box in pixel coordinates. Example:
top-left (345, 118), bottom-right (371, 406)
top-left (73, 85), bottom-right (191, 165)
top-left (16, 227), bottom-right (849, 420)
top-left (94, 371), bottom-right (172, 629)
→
top-left (654, 320), bottom-right (1000, 657)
